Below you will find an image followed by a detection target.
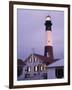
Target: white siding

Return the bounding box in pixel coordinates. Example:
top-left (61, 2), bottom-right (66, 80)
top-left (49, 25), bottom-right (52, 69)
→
top-left (47, 68), bottom-right (56, 79)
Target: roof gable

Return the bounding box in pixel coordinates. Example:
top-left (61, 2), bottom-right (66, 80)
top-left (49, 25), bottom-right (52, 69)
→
top-left (24, 53), bottom-right (54, 65)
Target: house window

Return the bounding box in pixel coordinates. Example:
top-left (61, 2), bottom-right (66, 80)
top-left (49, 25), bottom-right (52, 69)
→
top-left (34, 66), bottom-right (38, 72)
top-left (28, 66), bottom-right (31, 72)
top-left (55, 68), bottom-right (64, 78)
top-left (44, 65), bottom-right (47, 71)
top-left (40, 66), bottom-right (43, 71)
top-left (26, 66), bottom-right (31, 72)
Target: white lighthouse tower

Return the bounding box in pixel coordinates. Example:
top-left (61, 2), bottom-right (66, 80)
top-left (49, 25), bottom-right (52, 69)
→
top-left (44, 16), bottom-right (54, 61)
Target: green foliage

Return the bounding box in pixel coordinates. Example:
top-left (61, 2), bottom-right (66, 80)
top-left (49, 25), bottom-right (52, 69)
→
top-left (17, 66), bottom-right (23, 77)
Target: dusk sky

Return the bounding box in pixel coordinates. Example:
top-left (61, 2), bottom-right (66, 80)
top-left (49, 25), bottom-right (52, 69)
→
top-left (17, 9), bottom-right (64, 60)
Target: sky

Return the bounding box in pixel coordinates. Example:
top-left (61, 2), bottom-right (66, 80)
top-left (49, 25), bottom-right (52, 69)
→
top-left (17, 9), bottom-right (64, 60)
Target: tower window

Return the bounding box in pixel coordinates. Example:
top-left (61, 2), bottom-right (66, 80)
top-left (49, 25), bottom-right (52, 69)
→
top-left (55, 68), bottom-right (64, 78)
top-left (47, 52), bottom-right (49, 57)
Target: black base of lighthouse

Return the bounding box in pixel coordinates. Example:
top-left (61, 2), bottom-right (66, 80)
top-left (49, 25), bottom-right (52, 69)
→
top-left (44, 46), bottom-right (54, 61)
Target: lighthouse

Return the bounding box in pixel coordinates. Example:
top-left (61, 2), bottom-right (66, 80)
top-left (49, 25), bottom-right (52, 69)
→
top-left (44, 16), bottom-right (54, 61)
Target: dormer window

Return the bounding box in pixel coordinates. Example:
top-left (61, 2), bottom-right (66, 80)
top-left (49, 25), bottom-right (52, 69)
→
top-left (29, 57), bottom-right (32, 63)
top-left (35, 57), bottom-right (37, 62)
top-left (34, 57), bottom-right (37, 62)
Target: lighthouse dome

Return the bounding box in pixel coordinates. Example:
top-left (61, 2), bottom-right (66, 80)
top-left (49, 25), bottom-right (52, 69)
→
top-left (45, 16), bottom-right (51, 21)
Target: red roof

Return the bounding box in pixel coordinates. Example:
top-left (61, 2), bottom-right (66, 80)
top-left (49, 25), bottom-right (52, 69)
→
top-left (34, 54), bottom-right (53, 65)
top-left (24, 53), bottom-right (55, 65)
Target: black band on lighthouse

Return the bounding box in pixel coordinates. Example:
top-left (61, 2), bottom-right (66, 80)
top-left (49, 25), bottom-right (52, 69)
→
top-left (45, 21), bottom-right (52, 31)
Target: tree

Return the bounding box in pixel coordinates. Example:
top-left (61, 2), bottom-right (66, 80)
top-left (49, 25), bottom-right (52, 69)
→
top-left (17, 59), bottom-right (25, 77)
